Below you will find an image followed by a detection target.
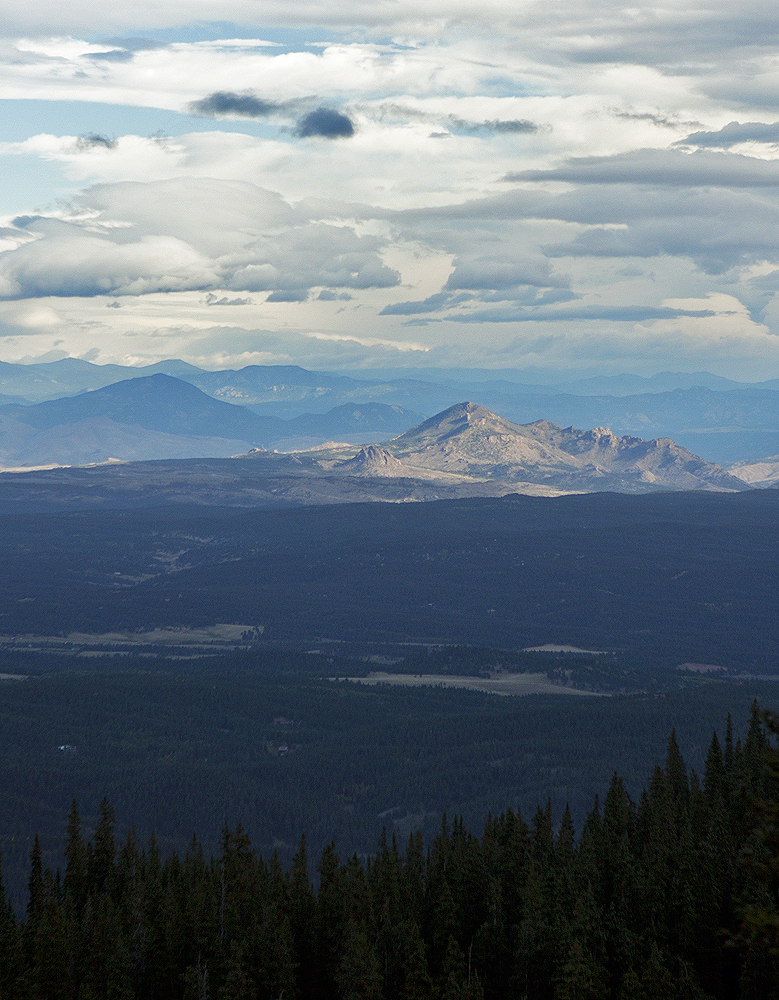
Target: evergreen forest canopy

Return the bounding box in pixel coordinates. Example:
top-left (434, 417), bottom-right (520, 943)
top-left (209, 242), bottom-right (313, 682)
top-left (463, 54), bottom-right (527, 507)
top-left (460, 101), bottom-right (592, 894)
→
top-left (3, 705), bottom-right (779, 1000)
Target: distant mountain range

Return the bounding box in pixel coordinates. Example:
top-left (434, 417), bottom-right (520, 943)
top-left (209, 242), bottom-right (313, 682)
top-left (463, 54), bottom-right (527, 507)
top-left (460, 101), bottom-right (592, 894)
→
top-left (0, 357), bottom-right (778, 464)
top-left (0, 377), bottom-right (749, 505)
top-left (0, 374), bottom-right (424, 468)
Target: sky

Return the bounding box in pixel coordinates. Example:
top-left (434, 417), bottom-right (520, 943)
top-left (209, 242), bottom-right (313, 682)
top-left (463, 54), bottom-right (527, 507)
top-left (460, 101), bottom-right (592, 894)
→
top-left (2, 2), bottom-right (779, 379)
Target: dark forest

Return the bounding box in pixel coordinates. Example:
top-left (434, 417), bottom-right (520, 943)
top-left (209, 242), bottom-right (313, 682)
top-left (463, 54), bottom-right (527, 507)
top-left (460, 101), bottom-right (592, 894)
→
top-left (3, 704), bottom-right (779, 1000)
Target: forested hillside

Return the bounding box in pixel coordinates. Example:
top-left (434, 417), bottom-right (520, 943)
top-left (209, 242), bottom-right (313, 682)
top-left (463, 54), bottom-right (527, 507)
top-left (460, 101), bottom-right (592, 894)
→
top-left (2, 705), bottom-right (778, 1000)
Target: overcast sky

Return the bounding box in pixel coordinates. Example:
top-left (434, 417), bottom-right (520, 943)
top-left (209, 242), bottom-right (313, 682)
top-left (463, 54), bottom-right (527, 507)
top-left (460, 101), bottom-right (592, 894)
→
top-left (2, 1), bottom-right (779, 378)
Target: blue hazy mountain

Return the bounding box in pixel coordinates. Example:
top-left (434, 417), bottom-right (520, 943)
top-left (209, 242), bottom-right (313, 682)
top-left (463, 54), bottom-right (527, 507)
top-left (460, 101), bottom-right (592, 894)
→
top-left (0, 374), bottom-right (425, 467)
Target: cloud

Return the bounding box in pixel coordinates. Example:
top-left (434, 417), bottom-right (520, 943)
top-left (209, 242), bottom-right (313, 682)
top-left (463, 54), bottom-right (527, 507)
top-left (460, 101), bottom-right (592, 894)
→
top-left (381, 292), bottom-right (462, 316)
top-left (76, 133), bottom-right (118, 150)
top-left (204, 293), bottom-right (253, 305)
top-left (610, 109), bottom-right (698, 130)
top-left (6, 6), bottom-right (779, 379)
top-left (98, 37), bottom-right (166, 51)
top-left (444, 115), bottom-right (538, 136)
top-left (677, 121), bottom-right (779, 148)
top-left (188, 91), bottom-right (284, 119)
top-left (294, 107), bottom-right (354, 139)
top-left (505, 149), bottom-right (779, 187)
top-left (443, 253), bottom-right (568, 292)
top-left (266, 288), bottom-right (308, 301)
top-left (0, 178), bottom-right (400, 300)
top-left (85, 49), bottom-right (135, 62)
top-left (369, 103), bottom-right (540, 137)
top-left (446, 304), bottom-right (720, 324)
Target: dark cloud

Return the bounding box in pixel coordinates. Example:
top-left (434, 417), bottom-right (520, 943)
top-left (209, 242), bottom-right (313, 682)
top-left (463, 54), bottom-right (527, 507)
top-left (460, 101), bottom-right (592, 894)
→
top-left (677, 121), bottom-right (779, 148)
top-left (317, 289), bottom-right (352, 300)
top-left (188, 92), bottom-right (282, 119)
top-left (76, 134), bottom-right (118, 151)
top-left (295, 107), bottom-right (355, 139)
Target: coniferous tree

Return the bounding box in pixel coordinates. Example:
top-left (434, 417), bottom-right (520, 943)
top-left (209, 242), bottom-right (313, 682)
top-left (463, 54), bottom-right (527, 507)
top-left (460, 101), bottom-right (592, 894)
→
top-left (288, 833), bottom-right (317, 998)
top-left (64, 800), bottom-right (88, 920)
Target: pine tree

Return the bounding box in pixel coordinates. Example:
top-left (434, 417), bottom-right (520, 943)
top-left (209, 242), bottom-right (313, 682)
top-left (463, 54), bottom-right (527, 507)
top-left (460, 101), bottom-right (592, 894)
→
top-left (89, 798), bottom-right (116, 898)
top-left (64, 800), bottom-right (88, 919)
top-left (289, 833), bottom-right (317, 999)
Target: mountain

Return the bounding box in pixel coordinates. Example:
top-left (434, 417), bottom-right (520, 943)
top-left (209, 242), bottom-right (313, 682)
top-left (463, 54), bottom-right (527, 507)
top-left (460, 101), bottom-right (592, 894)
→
top-left (263, 402), bottom-right (426, 451)
top-left (381, 402), bottom-right (748, 492)
top-left (0, 374), bottom-right (284, 467)
top-left (0, 376), bottom-right (427, 468)
top-left (287, 402), bottom-right (424, 439)
top-left (727, 455), bottom-right (779, 488)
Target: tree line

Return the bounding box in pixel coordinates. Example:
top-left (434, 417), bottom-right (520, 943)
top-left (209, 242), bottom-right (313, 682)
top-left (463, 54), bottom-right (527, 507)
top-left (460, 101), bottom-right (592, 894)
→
top-left (1, 704), bottom-right (779, 1000)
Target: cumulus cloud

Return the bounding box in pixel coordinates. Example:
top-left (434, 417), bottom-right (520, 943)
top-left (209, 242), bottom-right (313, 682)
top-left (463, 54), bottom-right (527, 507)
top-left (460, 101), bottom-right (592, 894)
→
top-left (0, 178), bottom-right (399, 300)
top-left (294, 107), bottom-right (355, 138)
